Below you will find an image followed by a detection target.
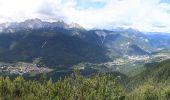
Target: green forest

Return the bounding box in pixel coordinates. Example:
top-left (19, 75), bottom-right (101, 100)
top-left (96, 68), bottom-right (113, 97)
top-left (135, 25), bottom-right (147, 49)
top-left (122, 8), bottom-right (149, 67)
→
top-left (0, 61), bottom-right (170, 100)
top-left (0, 70), bottom-right (125, 100)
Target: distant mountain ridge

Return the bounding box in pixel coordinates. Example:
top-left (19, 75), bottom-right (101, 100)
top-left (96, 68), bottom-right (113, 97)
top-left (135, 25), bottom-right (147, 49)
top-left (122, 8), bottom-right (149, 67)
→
top-left (0, 19), bottom-right (170, 67)
top-left (0, 18), bottom-right (84, 33)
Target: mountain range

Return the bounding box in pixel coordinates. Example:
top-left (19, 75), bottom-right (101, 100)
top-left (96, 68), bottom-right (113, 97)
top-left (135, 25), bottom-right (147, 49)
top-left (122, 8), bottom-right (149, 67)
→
top-left (0, 19), bottom-right (170, 67)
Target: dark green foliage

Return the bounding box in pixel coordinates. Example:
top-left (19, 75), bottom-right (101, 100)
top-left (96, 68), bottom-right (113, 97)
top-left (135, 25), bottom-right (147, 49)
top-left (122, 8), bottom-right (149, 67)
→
top-left (0, 70), bottom-right (125, 100)
top-left (126, 59), bottom-right (170, 100)
top-left (0, 59), bottom-right (170, 100)
top-left (128, 59), bottom-right (170, 90)
top-left (127, 83), bottom-right (170, 100)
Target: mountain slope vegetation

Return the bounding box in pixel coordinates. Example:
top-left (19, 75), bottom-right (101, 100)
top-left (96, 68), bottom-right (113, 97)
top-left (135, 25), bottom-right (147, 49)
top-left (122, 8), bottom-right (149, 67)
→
top-left (126, 59), bottom-right (170, 100)
top-left (0, 59), bottom-right (170, 100)
top-left (0, 70), bottom-right (125, 100)
top-left (128, 59), bottom-right (170, 88)
top-left (0, 28), bottom-right (109, 67)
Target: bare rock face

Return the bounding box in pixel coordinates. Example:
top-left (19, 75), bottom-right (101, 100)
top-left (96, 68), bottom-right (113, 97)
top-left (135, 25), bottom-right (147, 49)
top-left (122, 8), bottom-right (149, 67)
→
top-left (0, 19), bottom-right (84, 33)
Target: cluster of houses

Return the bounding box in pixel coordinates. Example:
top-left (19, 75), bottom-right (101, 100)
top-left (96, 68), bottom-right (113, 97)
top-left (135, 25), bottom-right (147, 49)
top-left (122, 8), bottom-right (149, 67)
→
top-left (0, 63), bottom-right (52, 75)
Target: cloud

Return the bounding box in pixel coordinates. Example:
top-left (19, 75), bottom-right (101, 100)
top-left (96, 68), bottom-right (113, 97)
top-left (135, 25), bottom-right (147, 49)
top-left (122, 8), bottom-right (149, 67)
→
top-left (0, 0), bottom-right (170, 32)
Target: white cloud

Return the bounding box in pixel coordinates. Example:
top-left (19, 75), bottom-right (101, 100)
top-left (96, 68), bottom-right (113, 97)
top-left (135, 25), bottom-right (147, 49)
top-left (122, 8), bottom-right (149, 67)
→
top-left (0, 0), bottom-right (170, 32)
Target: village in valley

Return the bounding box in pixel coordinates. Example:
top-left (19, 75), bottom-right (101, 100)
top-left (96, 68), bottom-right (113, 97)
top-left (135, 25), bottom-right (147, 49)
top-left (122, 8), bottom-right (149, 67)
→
top-left (75, 52), bottom-right (170, 76)
top-left (0, 52), bottom-right (170, 76)
top-left (0, 62), bottom-right (52, 75)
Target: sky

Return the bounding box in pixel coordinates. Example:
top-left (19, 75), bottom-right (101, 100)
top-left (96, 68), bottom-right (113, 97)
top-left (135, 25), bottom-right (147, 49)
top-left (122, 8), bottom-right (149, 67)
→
top-left (0, 0), bottom-right (170, 32)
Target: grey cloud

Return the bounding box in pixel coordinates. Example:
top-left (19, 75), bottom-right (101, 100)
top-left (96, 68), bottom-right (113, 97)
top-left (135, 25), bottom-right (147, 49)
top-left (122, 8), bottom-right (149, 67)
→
top-left (36, 0), bottom-right (68, 22)
top-left (152, 24), bottom-right (168, 28)
top-left (36, 1), bottom-right (57, 15)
